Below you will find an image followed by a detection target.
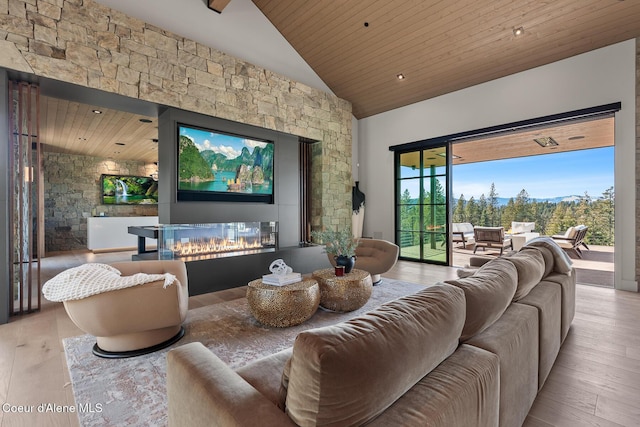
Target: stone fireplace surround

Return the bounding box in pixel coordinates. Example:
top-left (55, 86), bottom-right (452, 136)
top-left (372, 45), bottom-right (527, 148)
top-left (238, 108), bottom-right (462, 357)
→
top-left (0, 0), bottom-right (354, 235)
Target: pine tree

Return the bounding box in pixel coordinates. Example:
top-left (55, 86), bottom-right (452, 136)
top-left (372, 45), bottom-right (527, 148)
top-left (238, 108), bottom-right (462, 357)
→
top-left (453, 194), bottom-right (466, 223)
top-left (590, 187), bottom-right (614, 245)
top-left (502, 198), bottom-right (516, 229)
top-left (513, 189), bottom-right (530, 221)
top-left (478, 194), bottom-right (488, 226)
top-left (465, 197), bottom-right (479, 225)
top-left (487, 183), bottom-right (500, 226)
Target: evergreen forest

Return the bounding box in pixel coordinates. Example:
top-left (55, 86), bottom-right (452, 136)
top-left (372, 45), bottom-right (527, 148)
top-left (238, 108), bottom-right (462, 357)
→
top-left (399, 181), bottom-right (614, 248)
top-left (452, 183), bottom-right (615, 246)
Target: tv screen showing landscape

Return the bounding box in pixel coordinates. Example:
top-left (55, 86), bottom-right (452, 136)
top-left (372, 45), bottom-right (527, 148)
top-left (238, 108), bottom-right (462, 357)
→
top-left (101, 175), bottom-right (158, 205)
top-left (177, 123), bottom-right (274, 203)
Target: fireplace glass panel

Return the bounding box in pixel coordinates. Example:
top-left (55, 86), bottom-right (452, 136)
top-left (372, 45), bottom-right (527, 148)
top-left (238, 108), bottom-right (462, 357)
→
top-left (157, 222), bottom-right (277, 261)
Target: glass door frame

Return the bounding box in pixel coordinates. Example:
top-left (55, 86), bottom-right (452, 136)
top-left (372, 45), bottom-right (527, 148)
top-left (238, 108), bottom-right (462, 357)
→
top-left (394, 142), bottom-right (452, 266)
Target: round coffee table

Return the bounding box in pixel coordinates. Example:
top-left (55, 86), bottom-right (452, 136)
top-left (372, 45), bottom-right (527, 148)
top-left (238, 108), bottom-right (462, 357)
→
top-left (246, 278), bottom-right (320, 327)
top-left (312, 268), bottom-right (373, 312)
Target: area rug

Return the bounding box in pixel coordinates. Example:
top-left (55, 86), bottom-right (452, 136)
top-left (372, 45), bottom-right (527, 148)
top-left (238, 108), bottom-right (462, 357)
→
top-left (64, 279), bottom-right (427, 426)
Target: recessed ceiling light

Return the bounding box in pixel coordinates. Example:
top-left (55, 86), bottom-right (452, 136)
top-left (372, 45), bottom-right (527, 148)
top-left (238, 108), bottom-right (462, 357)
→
top-left (396, 73), bottom-right (405, 80)
top-left (513, 27), bottom-right (525, 36)
top-left (139, 118), bottom-right (153, 123)
top-left (92, 109), bottom-right (102, 114)
top-left (533, 136), bottom-right (559, 147)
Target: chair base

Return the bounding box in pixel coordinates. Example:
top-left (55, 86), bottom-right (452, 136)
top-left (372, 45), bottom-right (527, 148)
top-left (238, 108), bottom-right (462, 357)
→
top-left (92, 326), bottom-right (185, 359)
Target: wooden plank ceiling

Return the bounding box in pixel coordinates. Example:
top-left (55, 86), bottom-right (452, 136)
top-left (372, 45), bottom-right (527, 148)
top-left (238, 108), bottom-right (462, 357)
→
top-left (398, 117), bottom-right (613, 168)
top-left (451, 117), bottom-right (614, 165)
top-left (39, 91), bottom-right (611, 166)
top-left (252, 0), bottom-right (640, 119)
top-left (39, 95), bottom-right (158, 163)
top-left (39, 1), bottom-right (627, 164)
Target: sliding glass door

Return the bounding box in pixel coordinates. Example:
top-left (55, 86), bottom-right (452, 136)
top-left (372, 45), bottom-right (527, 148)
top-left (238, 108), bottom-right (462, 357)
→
top-left (395, 146), bottom-right (449, 264)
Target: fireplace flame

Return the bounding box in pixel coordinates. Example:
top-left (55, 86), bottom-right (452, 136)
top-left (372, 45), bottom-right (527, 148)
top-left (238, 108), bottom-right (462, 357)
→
top-left (171, 237), bottom-right (263, 257)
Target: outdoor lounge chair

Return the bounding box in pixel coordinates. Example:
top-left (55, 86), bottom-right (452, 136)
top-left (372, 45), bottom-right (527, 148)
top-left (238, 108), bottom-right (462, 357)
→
top-left (552, 225), bottom-right (589, 258)
top-left (452, 222), bottom-right (475, 248)
top-left (473, 226), bottom-right (513, 255)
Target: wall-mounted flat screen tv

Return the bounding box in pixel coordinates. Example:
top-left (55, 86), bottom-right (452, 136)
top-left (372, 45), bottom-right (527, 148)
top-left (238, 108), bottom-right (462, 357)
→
top-left (101, 174), bottom-right (158, 205)
top-left (177, 123), bottom-right (275, 203)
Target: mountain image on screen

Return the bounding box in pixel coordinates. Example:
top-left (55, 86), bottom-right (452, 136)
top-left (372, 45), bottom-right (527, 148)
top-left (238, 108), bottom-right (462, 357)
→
top-left (178, 130), bottom-right (274, 195)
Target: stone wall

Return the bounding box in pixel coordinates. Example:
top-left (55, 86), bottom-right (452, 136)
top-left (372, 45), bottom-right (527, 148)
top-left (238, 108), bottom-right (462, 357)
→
top-left (0, 0), bottom-right (353, 233)
top-left (44, 151), bottom-right (157, 251)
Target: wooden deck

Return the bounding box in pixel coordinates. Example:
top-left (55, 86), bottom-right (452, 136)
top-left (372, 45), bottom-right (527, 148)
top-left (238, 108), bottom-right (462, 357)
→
top-left (453, 244), bottom-right (614, 288)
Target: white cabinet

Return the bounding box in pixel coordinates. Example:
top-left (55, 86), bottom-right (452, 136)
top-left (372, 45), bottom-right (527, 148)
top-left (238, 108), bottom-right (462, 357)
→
top-left (87, 216), bottom-right (159, 252)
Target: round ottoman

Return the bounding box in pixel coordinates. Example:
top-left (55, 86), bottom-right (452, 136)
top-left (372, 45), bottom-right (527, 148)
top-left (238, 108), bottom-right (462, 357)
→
top-left (247, 278), bottom-right (320, 327)
top-left (312, 268), bottom-right (373, 312)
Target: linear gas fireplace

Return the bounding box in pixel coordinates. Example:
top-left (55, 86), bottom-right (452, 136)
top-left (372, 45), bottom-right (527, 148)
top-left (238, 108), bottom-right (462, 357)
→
top-left (156, 222), bottom-right (278, 261)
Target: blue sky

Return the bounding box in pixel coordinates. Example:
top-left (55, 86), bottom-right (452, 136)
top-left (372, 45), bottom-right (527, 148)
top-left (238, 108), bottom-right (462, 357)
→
top-left (179, 126), bottom-right (267, 159)
top-left (452, 146), bottom-right (614, 200)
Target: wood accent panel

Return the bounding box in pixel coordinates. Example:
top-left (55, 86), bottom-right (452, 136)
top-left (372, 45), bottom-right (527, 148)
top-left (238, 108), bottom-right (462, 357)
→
top-left (39, 96), bottom-right (158, 163)
top-left (252, 0), bottom-right (640, 118)
top-left (208, 0), bottom-right (232, 13)
top-left (396, 117), bottom-right (613, 166)
top-left (452, 117), bottom-right (614, 165)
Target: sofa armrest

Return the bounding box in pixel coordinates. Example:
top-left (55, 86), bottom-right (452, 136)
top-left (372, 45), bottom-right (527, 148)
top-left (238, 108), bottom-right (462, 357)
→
top-left (167, 342), bottom-right (296, 427)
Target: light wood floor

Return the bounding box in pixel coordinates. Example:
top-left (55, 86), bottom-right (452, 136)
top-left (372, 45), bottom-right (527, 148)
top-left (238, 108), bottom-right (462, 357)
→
top-left (0, 250), bottom-right (638, 426)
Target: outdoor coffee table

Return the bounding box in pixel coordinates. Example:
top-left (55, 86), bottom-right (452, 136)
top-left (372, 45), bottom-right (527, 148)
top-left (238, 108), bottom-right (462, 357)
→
top-left (312, 268), bottom-right (373, 312)
top-left (246, 278), bottom-right (320, 327)
top-left (508, 232), bottom-right (540, 251)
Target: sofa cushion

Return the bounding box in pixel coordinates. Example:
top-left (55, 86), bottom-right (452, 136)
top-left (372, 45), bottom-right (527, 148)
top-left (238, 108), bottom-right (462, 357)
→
top-left (367, 344), bottom-right (500, 427)
top-left (466, 303), bottom-right (539, 427)
top-left (540, 275), bottom-right (576, 342)
top-left (530, 245), bottom-right (555, 277)
top-left (516, 282), bottom-right (562, 390)
top-left (506, 248), bottom-right (545, 301)
top-left (445, 257), bottom-right (517, 341)
top-left (283, 284), bottom-right (466, 427)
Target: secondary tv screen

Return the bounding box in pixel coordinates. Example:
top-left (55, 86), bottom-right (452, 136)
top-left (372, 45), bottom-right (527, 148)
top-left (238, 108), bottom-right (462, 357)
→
top-left (101, 174), bottom-right (158, 205)
top-left (177, 123), bottom-right (274, 203)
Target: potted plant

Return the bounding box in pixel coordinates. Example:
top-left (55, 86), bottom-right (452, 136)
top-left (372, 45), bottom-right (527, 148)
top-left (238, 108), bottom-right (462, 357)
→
top-left (311, 228), bottom-right (358, 273)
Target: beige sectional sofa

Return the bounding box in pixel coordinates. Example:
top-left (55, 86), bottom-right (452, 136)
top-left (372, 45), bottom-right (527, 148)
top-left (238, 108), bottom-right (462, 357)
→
top-left (166, 239), bottom-right (575, 427)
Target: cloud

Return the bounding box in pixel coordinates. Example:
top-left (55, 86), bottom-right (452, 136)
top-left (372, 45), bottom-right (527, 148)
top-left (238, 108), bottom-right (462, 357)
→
top-left (211, 144), bottom-right (241, 158)
top-left (243, 139), bottom-right (267, 149)
top-left (196, 139), bottom-right (213, 151)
